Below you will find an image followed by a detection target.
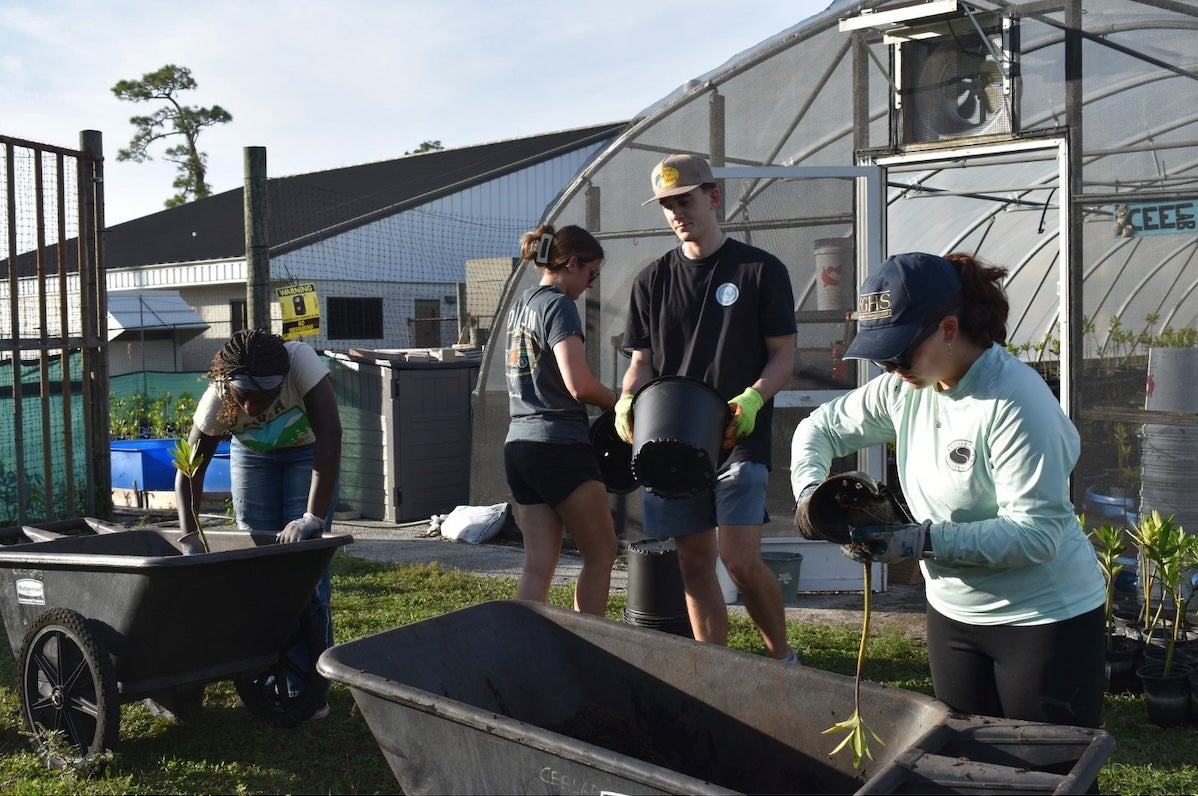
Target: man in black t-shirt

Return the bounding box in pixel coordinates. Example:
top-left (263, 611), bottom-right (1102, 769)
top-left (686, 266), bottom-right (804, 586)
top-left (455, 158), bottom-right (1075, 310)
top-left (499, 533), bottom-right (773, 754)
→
top-left (616, 154), bottom-right (799, 662)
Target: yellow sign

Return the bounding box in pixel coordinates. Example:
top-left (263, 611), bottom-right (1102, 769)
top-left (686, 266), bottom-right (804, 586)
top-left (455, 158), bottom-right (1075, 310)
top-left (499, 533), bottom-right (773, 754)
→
top-left (278, 283), bottom-right (321, 339)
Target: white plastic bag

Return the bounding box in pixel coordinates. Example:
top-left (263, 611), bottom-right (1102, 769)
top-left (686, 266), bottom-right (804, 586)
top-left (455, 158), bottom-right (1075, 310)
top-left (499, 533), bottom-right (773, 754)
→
top-left (439, 503), bottom-right (509, 544)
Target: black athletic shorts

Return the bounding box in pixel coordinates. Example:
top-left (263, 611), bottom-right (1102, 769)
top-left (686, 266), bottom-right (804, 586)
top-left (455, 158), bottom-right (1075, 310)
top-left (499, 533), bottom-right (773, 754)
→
top-left (504, 440), bottom-right (603, 506)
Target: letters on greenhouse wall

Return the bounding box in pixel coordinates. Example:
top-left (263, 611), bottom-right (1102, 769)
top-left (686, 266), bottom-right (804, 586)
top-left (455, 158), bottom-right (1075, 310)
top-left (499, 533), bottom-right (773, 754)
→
top-left (1112, 200), bottom-right (1197, 238)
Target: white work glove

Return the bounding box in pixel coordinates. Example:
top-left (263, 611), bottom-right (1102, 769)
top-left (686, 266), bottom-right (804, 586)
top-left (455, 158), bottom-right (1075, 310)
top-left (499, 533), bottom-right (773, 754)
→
top-left (844, 521), bottom-right (933, 564)
top-left (277, 512), bottom-right (324, 543)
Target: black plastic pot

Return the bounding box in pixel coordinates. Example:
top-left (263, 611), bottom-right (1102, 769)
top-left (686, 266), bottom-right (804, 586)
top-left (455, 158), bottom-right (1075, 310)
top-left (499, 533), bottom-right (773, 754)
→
top-left (1189, 666), bottom-right (1198, 724)
top-left (1138, 661), bottom-right (1193, 727)
top-left (589, 409), bottom-right (638, 494)
top-left (1105, 635), bottom-right (1142, 695)
top-left (622, 539), bottom-right (692, 638)
top-left (630, 376), bottom-right (729, 498)
top-left (1141, 643), bottom-right (1196, 671)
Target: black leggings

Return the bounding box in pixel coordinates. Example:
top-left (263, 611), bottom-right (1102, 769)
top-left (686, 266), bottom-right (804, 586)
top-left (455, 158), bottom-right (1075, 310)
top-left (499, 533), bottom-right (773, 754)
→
top-left (926, 605), bottom-right (1105, 728)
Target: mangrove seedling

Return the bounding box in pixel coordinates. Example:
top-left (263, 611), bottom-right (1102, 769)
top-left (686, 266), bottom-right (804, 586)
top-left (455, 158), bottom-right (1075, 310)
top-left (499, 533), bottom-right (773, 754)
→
top-left (1151, 516), bottom-right (1198, 675)
top-left (1130, 510), bottom-right (1169, 645)
top-left (1088, 521), bottom-right (1126, 651)
top-left (171, 438), bottom-right (211, 553)
top-left (822, 560), bottom-right (886, 768)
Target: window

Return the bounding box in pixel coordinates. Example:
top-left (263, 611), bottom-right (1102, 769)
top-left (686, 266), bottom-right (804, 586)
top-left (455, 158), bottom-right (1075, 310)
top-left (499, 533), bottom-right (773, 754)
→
top-left (327, 297), bottom-right (384, 339)
top-left (230, 299), bottom-right (247, 334)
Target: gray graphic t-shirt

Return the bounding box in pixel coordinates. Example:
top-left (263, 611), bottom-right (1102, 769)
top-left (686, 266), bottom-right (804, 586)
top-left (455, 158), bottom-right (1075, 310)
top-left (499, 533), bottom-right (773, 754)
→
top-left (504, 284), bottom-right (589, 444)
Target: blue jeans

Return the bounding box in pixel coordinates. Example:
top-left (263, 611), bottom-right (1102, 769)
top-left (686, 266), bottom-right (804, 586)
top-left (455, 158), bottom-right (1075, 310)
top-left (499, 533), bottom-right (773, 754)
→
top-left (231, 438), bottom-right (336, 700)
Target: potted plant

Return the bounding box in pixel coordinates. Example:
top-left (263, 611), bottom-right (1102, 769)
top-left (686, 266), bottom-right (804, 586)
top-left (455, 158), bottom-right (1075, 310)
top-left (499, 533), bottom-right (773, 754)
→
top-left (1134, 510), bottom-right (1196, 726)
top-left (1129, 511), bottom-right (1166, 643)
top-left (1089, 520), bottom-right (1141, 693)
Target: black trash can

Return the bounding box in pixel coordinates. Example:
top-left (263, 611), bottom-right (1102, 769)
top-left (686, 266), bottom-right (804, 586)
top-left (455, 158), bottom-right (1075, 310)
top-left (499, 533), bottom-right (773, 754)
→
top-left (623, 539), bottom-right (692, 638)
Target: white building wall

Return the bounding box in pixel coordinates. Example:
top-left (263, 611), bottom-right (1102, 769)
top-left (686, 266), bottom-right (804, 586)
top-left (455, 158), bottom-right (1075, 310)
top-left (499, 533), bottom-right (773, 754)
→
top-left (2, 138), bottom-right (609, 374)
top-left (108, 338), bottom-right (180, 376)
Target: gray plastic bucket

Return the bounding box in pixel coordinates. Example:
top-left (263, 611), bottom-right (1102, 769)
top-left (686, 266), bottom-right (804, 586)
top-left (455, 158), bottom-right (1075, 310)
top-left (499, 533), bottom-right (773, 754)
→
top-left (762, 551), bottom-right (803, 605)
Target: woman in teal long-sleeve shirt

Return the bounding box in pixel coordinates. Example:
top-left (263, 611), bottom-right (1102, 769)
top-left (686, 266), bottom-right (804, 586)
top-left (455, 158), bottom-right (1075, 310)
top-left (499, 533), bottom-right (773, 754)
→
top-left (791, 252), bottom-right (1106, 728)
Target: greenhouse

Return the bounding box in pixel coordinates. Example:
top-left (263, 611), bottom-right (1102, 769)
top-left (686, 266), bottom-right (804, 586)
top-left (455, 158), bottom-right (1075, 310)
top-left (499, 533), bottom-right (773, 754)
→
top-left (471, 0), bottom-right (1198, 538)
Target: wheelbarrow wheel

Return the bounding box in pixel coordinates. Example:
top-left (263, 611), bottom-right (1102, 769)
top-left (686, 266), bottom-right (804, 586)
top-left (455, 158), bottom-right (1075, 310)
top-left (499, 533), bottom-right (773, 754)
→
top-left (234, 603), bottom-right (327, 728)
top-left (17, 608), bottom-right (119, 769)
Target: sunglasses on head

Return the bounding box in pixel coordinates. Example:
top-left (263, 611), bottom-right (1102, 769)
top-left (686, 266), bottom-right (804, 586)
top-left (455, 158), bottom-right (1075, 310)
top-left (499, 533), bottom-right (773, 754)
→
top-left (228, 373), bottom-right (283, 394)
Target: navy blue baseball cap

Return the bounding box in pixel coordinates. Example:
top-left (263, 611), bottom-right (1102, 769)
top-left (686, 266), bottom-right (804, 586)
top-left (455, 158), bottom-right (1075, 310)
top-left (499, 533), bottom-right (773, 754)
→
top-left (843, 252), bottom-right (963, 362)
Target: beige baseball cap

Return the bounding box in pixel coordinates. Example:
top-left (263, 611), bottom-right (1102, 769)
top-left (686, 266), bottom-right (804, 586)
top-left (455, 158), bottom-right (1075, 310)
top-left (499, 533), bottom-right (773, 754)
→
top-left (642, 154), bottom-right (715, 205)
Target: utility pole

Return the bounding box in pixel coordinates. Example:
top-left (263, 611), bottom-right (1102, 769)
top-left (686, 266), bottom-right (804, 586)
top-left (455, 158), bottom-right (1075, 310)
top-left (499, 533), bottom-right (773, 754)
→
top-left (244, 146), bottom-right (270, 330)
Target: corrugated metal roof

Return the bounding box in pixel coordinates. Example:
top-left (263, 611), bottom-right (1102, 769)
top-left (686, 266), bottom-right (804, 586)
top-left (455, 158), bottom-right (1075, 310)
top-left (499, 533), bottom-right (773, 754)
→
top-left (102, 122), bottom-right (627, 268)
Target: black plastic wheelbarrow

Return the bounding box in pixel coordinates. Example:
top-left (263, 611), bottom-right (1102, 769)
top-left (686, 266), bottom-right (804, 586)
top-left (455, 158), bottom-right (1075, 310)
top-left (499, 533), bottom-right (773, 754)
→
top-left (0, 518), bottom-right (351, 767)
top-left (319, 600), bottom-right (1115, 795)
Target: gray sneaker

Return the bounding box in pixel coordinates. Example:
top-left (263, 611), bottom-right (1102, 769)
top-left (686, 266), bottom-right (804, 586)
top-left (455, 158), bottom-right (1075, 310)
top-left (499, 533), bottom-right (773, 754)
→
top-left (310, 702), bottom-right (331, 720)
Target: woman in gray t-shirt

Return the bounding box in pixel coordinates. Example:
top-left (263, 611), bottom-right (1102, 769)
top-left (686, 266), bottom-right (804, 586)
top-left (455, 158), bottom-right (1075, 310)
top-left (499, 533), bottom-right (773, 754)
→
top-left (503, 224), bottom-right (618, 615)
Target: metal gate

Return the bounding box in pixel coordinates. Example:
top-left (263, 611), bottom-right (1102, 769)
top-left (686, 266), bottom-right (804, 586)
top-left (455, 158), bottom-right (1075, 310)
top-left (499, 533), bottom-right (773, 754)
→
top-left (0, 131), bottom-right (109, 524)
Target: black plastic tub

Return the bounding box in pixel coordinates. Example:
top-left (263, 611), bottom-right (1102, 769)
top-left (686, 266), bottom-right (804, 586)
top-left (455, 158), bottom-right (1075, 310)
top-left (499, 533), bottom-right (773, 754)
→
top-left (0, 522), bottom-right (351, 766)
top-left (318, 600), bottom-right (1113, 795)
top-left (0, 526), bottom-right (349, 692)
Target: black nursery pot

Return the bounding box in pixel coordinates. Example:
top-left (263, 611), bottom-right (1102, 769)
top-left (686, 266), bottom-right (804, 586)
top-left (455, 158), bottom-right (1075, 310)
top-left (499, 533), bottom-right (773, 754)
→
top-left (1106, 635), bottom-right (1143, 695)
top-left (1138, 661), bottom-right (1193, 727)
top-left (631, 376), bottom-right (730, 499)
top-left (1190, 667), bottom-right (1198, 725)
top-left (1141, 644), bottom-right (1196, 670)
top-left (589, 409), bottom-right (638, 494)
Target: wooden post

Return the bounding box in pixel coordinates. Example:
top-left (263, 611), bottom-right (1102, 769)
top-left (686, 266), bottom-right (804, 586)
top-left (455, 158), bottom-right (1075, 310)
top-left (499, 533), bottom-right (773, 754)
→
top-left (80, 130), bottom-right (111, 518)
top-left (244, 147), bottom-right (271, 330)
top-left (456, 282), bottom-right (468, 342)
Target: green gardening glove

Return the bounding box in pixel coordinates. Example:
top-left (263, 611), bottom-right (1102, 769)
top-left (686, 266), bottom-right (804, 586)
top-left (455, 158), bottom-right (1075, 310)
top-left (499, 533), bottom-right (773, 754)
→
top-left (724, 387), bottom-right (764, 448)
top-left (614, 394), bottom-right (635, 443)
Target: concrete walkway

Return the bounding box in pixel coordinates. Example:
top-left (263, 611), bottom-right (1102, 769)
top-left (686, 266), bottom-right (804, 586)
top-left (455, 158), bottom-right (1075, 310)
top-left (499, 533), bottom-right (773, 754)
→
top-left (333, 515), bottom-right (928, 641)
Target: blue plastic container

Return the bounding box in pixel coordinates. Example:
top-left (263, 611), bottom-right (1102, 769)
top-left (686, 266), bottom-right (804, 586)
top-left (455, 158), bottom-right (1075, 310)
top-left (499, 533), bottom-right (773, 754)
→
top-left (1083, 484), bottom-right (1139, 527)
top-left (207, 443), bottom-right (232, 492)
top-left (111, 439), bottom-right (231, 492)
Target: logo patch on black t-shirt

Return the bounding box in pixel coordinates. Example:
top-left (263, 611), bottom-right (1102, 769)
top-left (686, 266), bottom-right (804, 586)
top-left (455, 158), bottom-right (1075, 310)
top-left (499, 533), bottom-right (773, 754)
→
top-left (714, 282), bottom-right (739, 306)
top-left (946, 439), bottom-right (976, 472)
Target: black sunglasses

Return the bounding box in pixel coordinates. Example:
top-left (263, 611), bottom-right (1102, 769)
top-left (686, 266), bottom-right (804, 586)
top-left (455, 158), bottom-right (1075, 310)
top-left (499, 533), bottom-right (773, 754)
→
top-left (874, 319), bottom-right (943, 371)
top-left (872, 292), bottom-right (964, 372)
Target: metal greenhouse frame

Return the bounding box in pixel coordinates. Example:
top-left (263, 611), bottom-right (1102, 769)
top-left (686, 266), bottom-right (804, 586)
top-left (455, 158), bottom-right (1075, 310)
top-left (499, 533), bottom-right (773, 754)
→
top-left (472, 0), bottom-right (1198, 548)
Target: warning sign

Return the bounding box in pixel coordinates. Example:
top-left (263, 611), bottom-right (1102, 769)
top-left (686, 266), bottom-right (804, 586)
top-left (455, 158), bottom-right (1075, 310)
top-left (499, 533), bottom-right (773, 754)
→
top-left (278, 283), bottom-right (321, 339)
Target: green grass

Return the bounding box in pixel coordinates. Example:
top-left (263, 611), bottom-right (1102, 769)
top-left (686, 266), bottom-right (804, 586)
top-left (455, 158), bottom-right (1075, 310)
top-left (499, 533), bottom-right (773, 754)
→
top-left (0, 552), bottom-right (1194, 793)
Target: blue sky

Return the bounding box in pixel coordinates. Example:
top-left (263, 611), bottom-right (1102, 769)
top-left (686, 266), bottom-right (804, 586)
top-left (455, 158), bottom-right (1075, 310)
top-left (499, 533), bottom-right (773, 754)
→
top-left (1, 0), bottom-right (832, 224)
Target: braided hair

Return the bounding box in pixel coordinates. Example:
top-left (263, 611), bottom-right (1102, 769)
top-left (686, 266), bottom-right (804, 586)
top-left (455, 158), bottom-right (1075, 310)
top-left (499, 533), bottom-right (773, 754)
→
top-left (206, 329), bottom-right (291, 425)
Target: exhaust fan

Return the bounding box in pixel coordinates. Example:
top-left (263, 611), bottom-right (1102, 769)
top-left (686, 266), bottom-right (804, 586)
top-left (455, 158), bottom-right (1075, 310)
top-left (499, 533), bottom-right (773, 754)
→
top-left (892, 15), bottom-right (1018, 146)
